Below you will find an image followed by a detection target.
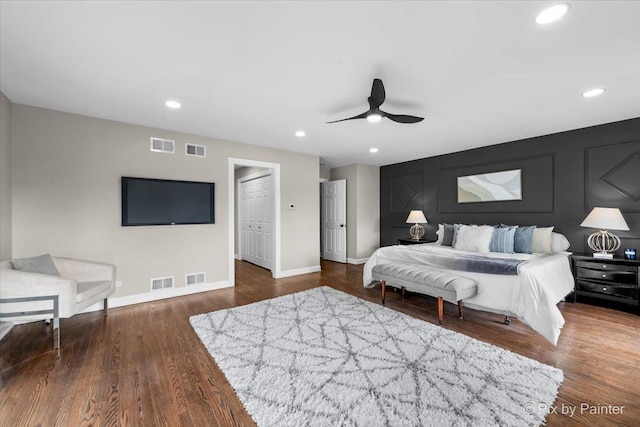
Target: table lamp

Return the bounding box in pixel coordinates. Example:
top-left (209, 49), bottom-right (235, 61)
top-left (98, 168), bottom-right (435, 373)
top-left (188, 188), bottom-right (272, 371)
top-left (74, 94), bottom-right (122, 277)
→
top-left (580, 207), bottom-right (629, 259)
top-left (406, 210), bottom-right (428, 240)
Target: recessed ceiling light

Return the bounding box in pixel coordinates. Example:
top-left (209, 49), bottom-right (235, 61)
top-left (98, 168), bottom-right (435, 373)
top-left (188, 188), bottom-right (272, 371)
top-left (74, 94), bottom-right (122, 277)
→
top-left (295, 130), bottom-right (306, 137)
top-left (369, 148), bottom-right (379, 153)
top-left (165, 100), bottom-right (181, 109)
top-left (535, 4), bottom-right (569, 25)
top-left (582, 88), bottom-right (605, 98)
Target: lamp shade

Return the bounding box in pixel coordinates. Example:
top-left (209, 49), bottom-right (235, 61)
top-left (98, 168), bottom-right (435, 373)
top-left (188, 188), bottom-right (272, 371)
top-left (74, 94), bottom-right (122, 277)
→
top-left (580, 207), bottom-right (629, 231)
top-left (406, 210), bottom-right (428, 224)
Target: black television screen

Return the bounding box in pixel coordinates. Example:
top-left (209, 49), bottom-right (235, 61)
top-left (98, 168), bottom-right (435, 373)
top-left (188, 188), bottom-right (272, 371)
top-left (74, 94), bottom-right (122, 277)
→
top-left (122, 177), bottom-right (215, 226)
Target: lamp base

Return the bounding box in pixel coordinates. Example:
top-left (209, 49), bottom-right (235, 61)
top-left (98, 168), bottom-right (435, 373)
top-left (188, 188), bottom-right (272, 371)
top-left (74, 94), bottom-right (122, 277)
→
top-left (587, 229), bottom-right (621, 258)
top-left (409, 223), bottom-right (425, 240)
top-left (592, 252), bottom-right (614, 259)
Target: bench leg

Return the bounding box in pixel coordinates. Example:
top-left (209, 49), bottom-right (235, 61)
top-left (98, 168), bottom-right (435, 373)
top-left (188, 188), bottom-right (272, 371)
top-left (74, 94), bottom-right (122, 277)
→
top-left (401, 287), bottom-right (406, 301)
top-left (437, 296), bottom-right (444, 325)
top-left (103, 298), bottom-right (109, 317)
top-left (381, 280), bottom-right (386, 305)
top-left (458, 301), bottom-right (463, 319)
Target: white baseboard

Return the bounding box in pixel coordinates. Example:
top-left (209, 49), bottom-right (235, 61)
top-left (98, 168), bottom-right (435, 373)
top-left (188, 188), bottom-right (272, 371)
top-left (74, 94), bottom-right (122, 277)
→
top-left (347, 257), bottom-right (369, 265)
top-left (234, 254), bottom-right (241, 260)
top-left (80, 280), bottom-right (232, 313)
top-left (275, 265), bottom-right (321, 278)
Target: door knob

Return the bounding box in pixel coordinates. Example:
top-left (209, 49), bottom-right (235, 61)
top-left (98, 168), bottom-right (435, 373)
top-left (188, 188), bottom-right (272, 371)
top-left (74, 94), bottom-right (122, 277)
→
top-left (340, 224), bottom-right (345, 227)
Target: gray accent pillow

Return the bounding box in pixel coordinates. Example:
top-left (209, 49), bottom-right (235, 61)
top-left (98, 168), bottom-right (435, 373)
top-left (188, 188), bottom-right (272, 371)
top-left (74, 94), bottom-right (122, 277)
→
top-left (11, 254), bottom-right (60, 276)
top-left (513, 226), bottom-right (537, 254)
top-left (441, 224), bottom-right (455, 246)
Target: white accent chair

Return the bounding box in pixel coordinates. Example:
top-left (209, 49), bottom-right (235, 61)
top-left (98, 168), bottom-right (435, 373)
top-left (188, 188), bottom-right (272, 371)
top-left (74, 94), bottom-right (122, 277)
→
top-left (0, 257), bottom-right (116, 348)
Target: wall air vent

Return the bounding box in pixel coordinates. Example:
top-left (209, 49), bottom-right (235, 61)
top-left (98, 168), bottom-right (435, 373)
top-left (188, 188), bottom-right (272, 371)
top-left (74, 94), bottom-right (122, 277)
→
top-left (151, 276), bottom-right (174, 291)
top-left (186, 272), bottom-right (206, 286)
top-left (150, 137), bottom-right (176, 154)
top-left (185, 143), bottom-right (206, 158)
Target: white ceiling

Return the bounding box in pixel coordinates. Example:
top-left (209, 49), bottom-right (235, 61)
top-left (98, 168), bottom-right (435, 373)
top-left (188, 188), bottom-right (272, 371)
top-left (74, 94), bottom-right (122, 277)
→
top-left (2, 1), bottom-right (639, 168)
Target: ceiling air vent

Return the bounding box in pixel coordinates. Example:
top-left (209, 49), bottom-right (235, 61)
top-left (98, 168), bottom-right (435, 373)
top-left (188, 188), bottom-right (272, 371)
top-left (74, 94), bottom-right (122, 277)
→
top-left (151, 276), bottom-right (174, 291)
top-left (186, 272), bottom-right (206, 286)
top-left (150, 137), bottom-right (175, 154)
top-left (185, 143), bottom-right (206, 158)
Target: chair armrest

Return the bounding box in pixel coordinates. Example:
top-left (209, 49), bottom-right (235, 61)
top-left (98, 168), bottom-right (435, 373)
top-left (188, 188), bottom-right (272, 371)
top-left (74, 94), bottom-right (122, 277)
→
top-left (0, 269), bottom-right (77, 317)
top-left (53, 257), bottom-right (116, 283)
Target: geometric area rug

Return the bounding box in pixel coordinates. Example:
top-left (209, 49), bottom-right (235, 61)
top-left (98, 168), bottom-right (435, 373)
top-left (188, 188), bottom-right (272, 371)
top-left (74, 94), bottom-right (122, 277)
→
top-left (190, 286), bottom-right (563, 427)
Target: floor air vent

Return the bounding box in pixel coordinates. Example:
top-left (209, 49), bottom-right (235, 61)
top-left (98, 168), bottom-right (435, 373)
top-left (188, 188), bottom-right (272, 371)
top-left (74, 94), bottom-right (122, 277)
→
top-left (185, 143), bottom-right (206, 158)
top-left (151, 276), bottom-right (174, 291)
top-left (186, 272), bottom-right (206, 286)
top-left (150, 137), bottom-right (175, 154)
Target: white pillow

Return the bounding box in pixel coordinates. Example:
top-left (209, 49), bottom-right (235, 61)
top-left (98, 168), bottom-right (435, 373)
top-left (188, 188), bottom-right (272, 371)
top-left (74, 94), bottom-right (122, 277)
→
top-left (436, 224), bottom-right (444, 244)
top-left (532, 226), bottom-right (554, 253)
top-left (551, 232), bottom-right (570, 253)
top-left (453, 225), bottom-right (494, 253)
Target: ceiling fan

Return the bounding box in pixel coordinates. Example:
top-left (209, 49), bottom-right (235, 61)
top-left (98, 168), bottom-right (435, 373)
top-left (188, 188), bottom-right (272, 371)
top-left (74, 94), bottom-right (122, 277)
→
top-left (327, 78), bottom-right (424, 124)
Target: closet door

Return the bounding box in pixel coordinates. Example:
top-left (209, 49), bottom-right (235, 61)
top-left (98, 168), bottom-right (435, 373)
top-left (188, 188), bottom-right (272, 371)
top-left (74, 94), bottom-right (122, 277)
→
top-left (240, 173), bottom-right (273, 270)
top-left (254, 175), bottom-right (272, 269)
top-left (241, 179), bottom-right (257, 265)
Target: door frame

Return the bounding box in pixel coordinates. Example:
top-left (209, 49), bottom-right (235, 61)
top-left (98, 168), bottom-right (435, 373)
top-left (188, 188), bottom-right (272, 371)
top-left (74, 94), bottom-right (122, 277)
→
top-left (237, 169), bottom-right (273, 269)
top-left (228, 158), bottom-right (281, 285)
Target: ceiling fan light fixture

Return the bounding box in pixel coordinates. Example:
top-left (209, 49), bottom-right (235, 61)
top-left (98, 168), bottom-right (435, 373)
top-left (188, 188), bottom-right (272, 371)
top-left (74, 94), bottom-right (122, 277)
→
top-left (535, 4), bottom-right (569, 25)
top-left (366, 113), bottom-right (382, 123)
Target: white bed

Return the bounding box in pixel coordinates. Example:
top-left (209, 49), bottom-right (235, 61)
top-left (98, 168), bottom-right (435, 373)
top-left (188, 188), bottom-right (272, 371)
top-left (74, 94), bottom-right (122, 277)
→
top-left (363, 243), bottom-right (575, 345)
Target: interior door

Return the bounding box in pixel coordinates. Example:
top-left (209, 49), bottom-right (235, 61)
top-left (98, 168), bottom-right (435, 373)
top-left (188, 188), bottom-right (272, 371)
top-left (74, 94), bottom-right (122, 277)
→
top-left (240, 173), bottom-right (273, 270)
top-left (322, 179), bottom-right (347, 263)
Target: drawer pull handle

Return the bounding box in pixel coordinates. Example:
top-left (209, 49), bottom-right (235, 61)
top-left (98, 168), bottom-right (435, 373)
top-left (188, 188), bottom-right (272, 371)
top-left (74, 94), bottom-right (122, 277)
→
top-left (602, 274), bottom-right (607, 277)
top-left (602, 265), bottom-right (607, 268)
top-left (603, 287), bottom-right (607, 291)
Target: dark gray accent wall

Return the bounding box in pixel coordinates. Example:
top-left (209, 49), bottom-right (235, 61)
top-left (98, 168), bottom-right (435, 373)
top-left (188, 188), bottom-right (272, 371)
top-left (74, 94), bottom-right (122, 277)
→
top-left (380, 117), bottom-right (640, 256)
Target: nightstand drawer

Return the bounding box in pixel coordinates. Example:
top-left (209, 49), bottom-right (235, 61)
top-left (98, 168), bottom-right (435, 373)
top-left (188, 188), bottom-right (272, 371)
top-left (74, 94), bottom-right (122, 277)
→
top-left (576, 279), bottom-right (638, 300)
top-left (575, 261), bottom-right (637, 273)
top-left (576, 267), bottom-right (637, 285)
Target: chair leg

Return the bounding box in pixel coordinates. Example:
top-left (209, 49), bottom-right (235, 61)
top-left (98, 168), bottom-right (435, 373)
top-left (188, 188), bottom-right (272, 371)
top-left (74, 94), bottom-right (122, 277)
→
top-left (437, 296), bottom-right (444, 325)
top-left (458, 301), bottom-right (464, 319)
top-left (53, 317), bottom-right (60, 349)
top-left (52, 295), bottom-right (60, 349)
top-left (103, 298), bottom-right (109, 317)
top-left (381, 281), bottom-right (386, 305)
top-left (401, 287), bottom-right (406, 300)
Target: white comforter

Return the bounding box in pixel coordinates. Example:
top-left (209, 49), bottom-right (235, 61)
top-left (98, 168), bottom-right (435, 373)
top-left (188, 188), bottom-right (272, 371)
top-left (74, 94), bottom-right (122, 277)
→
top-left (363, 243), bottom-right (575, 345)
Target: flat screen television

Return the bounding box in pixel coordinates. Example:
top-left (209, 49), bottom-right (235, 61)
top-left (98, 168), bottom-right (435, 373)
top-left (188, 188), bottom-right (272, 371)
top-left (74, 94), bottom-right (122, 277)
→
top-left (121, 177), bottom-right (215, 226)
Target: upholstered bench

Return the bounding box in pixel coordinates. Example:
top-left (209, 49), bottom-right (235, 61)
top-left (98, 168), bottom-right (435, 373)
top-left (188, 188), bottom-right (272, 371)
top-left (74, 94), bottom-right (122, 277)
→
top-left (372, 263), bottom-right (478, 324)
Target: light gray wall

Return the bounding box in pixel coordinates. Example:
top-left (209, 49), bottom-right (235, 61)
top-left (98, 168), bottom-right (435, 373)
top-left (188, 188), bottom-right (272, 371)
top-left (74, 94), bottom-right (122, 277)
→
top-left (330, 165), bottom-right (357, 259)
top-left (0, 92), bottom-right (11, 260)
top-left (330, 164), bottom-right (380, 261)
top-left (319, 165), bottom-right (331, 181)
top-left (355, 164), bottom-right (380, 259)
top-left (10, 105), bottom-right (320, 298)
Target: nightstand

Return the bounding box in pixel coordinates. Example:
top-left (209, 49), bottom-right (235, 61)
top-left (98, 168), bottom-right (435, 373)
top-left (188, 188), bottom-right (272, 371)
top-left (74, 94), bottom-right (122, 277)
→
top-left (570, 254), bottom-right (640, 311)
top-left (397, 238), bottom-right (432, 245)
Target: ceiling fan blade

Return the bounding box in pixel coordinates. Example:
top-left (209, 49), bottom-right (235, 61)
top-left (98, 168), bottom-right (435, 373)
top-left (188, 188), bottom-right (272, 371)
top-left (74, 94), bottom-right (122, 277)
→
top-left (326, 111), bottom-right (370, 123)
top-left (382, 111), bottom-right (424, 123)
top-left (368, 78), bottom-right (386, 109)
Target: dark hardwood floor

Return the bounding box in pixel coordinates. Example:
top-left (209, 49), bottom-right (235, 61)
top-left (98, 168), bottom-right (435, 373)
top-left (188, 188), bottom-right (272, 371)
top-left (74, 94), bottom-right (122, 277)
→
top-left (1, 260), bottom-right (639, 426)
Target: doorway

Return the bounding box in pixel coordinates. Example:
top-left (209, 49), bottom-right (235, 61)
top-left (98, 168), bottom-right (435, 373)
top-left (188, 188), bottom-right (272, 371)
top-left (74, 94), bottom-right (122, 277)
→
top-left (228, 158), bottom-right (281, 285)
